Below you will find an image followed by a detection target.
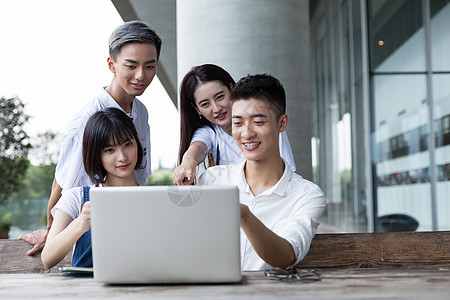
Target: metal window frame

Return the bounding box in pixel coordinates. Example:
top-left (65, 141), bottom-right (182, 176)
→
top-left (423, 0), bottom-right (438, 231)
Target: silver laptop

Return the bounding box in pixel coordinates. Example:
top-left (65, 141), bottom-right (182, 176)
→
top-left (89, 185), bottom-right (241, 284)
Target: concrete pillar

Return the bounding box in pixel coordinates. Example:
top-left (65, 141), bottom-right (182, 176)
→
top-left (177, 0), bottom-right (312, 179)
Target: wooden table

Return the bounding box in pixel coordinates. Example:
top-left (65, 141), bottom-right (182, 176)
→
top-left (2, 232), bottom-right (450, 299)
top-left (1, 268), bottom-right (449, 299)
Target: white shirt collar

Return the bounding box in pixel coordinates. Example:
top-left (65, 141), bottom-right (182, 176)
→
top-left (237, 159), bottom-right (293, 198)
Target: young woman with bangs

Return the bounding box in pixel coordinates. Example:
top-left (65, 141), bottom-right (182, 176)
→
top-left (41, 108), bottom-right (142, 269)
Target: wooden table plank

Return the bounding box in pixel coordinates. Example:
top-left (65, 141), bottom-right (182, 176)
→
top-left (1, 268), bottom-right (449, 299)
top-left (2, 231), bottom-right (450, 273)
top-left (296, 231), bottom-right (450, 269)
top-left (0, 239), bottom-right (71, 273)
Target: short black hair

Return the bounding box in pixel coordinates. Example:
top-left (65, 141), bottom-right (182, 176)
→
top-left (82, 107), bottom-right (143, 183)
top-left (230, 74), bottom-right (286, 119)
top-left (109, 20), bottom-right (162, 61)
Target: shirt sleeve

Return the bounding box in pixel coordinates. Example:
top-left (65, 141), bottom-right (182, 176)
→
top-left (134, 110), bottom-right (151, 186)
top-left (55, 131), bottom-right (88, 190)
top-left (191, 126), bottom-right (216, 156)
top-left (198, 165), bottom-right (226, 186)
top-left (279, 131), bottom-right (296, 172)
top-left (52, 187), bottom-right (84, 220)
top-left (198, 167), bottom-right (214, 185)
top-left (272, 183), bottom-right (326, 267)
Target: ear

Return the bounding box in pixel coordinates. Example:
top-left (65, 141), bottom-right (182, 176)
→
top-left (229, 83), bottom-right (234, 91)
top-left (107, 57), bottom-right (116, 73)
top-left (278, 114), bottom-right (288, 133)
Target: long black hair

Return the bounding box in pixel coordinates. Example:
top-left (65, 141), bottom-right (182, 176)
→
top-left (177, 64), bottom-right (235, 165)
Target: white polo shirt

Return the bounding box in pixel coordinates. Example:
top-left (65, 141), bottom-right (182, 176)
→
top-left (191, 124), bottom-right (296, 171)
top-left (55, 88), bottom-right (151, 189)
top-left (198, 160), bottom-right (326, 271)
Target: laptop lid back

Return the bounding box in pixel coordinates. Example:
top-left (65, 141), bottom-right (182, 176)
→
top-left (90, 185), bottom-right (241, 284)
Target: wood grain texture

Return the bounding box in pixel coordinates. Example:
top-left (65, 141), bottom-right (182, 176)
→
top-left (296, 231), bottom-right (450, 269)
top-left (1, 269), bottom-right (450, 299)
top-left (0, 239), bottom-right (71, 273)
top-left (2, 231), bottom-right (450, 273)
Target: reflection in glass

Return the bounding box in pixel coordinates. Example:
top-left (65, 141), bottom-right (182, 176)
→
top-left (310, 0), bottom-right (365, 232)
top-left (372, 75), bottom-right (433, 231)
top-left (432, 75), bottom-right (450, 230)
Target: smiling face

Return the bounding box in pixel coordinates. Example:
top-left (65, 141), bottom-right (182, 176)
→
top-left (107, 42), bottom-right (158, 101)
top-left (193, 81), bottom-right (232, 133)
top-left (232, 98), bottom-right (287, 163)
top-left (101, 136), bottom-right (139, 185)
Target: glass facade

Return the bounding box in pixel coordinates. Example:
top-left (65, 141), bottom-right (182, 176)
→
top-left (310, 0), bottom-right (450, 232)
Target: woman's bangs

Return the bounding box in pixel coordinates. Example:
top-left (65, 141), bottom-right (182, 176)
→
top-left (110, 128), bottom-right (134, 146)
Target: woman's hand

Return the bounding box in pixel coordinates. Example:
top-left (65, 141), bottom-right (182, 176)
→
top-left (173, 161), bottom-right (197, 185)
top-left (173, 141), bottom-right (208, 185)
top-left (77, 202), bottom-right (91, 233)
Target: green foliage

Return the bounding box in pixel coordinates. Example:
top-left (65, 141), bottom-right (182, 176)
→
top-left (13, 130), bottom-right (59, 200)
top-left (15, 164), bottom-right (56, 199)
top-left (40, 211), bottom-right (47, 226)
top-left (12, 207), bottom-right (33, 230)
top-left (11, 163), bottom-right (55, 230)
top-left (0, 211), bottom-right (12, 230)
top-left (146, 168), bottom-right (174, 186)
top-left (0, 96), bottom-right (32, 206)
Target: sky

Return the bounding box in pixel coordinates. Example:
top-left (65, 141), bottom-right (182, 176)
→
top-left (0, 0), bottom-right (179, 170)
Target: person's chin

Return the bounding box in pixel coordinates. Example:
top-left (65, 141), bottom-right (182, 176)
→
top-left (128, 85), bottom-right (148, 95)
top-left (241, 149), bottom-right (261, 162)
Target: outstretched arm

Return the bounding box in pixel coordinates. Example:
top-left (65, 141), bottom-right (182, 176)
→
top-left (240, 204), bottom-right (296, 269)
top-left (173, 141), bottom-right (208, 185)
top-left (18, 178), bottom-right (63, 256)
top-left (46, 178), bottom-right (63, 231)
top-left (41, 203), bottom-right (91, 269)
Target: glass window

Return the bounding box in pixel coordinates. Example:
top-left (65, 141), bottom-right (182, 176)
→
top-left (372, 74), bottom-right (432, 231)
top-left (432, 75), bottom-right (450, 230)
top-left (310, 0), bottom-right (365, 232)
top-left (430, 1), bottom-right (450, 71)
top-left (368, 0), bottom-right (426, 72)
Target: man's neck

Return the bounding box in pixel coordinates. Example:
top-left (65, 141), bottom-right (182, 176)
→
top-left (244, 156), bottom-right (285, 197)
top-left (105, 83), bottom-right (134, 114)
top-left (221, 123), bottom-right (232, 136)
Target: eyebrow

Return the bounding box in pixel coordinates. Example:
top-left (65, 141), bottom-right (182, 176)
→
top-left (232, 113), bottom-right (268, 119)
top-left (124, 58), bottom-right (157, 64)
top-left (250, 113), bottom-right (268, 118)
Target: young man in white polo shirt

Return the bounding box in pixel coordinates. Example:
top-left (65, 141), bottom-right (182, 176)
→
top-left (19, 20), bottom-right (162, 255)
top-left (199, 74), bottom-right (326, 271)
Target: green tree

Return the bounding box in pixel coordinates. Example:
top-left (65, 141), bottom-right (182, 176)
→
top-left (15, 164), bottom-right (56, 199)
top-left (146, 168), bottom-right (174, 186)
top-left (12, 131), bottom-right (59, 230)
top-left (0, 97), bottom-right (31, 206)
top-left (22, 130), bottom-right (60, 198)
